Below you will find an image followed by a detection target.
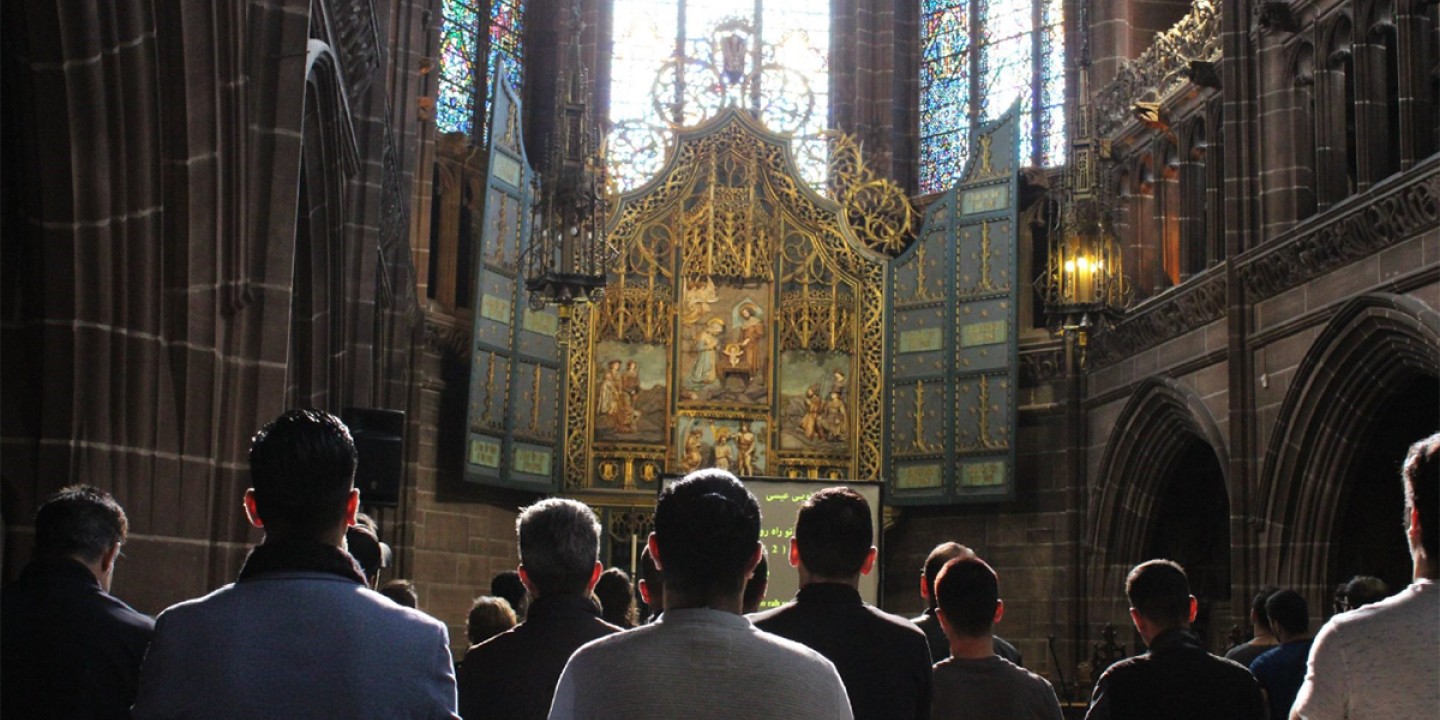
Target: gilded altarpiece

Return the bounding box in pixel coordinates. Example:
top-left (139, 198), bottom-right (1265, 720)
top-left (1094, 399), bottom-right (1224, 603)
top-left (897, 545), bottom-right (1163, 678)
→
top-left (886, 107), bottom-right (1021, 504)
top-left (571, 109), bottom-right (890, 491)
top-left (464, 79), bottom-right (564, 492)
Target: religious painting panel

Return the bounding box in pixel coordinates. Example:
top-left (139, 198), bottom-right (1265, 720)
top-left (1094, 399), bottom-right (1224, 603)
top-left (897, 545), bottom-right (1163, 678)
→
top-left (674, 415), bottom-right (769, 476)
top-left (677, 278), bottom-right (772, 406)
top-left (592, 340), bottom-right (669, 444)
top-left (777, 350), bottom-right (854, 452)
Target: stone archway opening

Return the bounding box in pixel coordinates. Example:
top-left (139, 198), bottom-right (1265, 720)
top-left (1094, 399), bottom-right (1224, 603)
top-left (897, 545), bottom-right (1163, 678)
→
top-left (1329, 374), bottom-right (1439, 600)
top-left (1142, 439), bottom-right (1231, 649)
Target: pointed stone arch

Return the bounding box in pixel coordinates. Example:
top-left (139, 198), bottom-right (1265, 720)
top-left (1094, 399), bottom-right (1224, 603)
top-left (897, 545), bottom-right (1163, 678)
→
top-left (1258, 292), bottom-right (1440, 597)
top-left (1087, 375), bottom-right (1230, 623)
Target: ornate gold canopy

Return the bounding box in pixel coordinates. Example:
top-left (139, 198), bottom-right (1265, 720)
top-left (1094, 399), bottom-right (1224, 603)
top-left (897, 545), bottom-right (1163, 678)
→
top-left (565, 109), bottom-right (890, 492)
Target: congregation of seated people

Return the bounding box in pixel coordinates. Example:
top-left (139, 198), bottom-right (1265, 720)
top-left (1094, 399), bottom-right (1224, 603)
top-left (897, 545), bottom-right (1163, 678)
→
top-left (1, 410), bottom-right (1435, 720)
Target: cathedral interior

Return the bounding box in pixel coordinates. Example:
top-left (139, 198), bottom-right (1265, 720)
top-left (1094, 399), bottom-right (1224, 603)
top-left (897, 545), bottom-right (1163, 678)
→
top-left (2, 0), bottom-right (1438, 697)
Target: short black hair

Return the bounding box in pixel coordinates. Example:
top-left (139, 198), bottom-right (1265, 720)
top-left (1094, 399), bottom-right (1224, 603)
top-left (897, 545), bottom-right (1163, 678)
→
top-left (1403, 432), bottom-right (1439, 560)
top-left (793, 487), bottom-right (873, 578)
top-left (1339, 576), bottom-right (1390, 610)
top-left (922, 542), bottom-right (975, 610)
top-left (1126, 559), bottom-right (1191, 628)
top-left (935, 557), bottom-right (999, 638)
top-left (34, 485), bottom-right (127, 563)
top-left (379, 579), bottom-right (418, 609)
top-left (654, 469), bottom-right (761, 601)
top-left (1265, 589), bottom-right (1309, 637)
top-left (248, 409), bottom-right (357, 538)
top-left (1250, 586), bottom-right (1279, 631)
top-left (346, 524), bottom-right (385, 582)
top-left (743, 552), bottom-right (769, 612)
top-left (490, 570), bottom-right (527, 614)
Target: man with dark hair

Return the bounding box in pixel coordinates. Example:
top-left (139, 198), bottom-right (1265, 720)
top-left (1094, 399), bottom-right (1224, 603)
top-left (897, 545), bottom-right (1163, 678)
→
top-left (742, 552), bottom-right (769, 613)
top-left (594, 567), bottom-right (637, 628)
top-left (1294, 432), bottom-right (1440, 719)
top-left (133, 409), bottom-right (458, 719)
top-left (931, 557), bottom-right (1062, 720)
top-left (458, 498), bottom-right (619, 720)
top-left (550, 469), bottom-right (851, 720)
top-left (751, 487), bottom-right (932, 720)
top-left (637, 545), bottom-right (663, 622)
top-left (913, 541), bottom-right (1024, 666)
top-left (1224, 587), bottom-right (1280, 667)
top-left (1084, 559), bottom-right (1263, 720)
top-left (346, 521), bottom-right (388, 589)
top-left (1, 485), bottom-right (154, 719)
top-left (1335, 575), bottom-right (1390, 612)
top-left (1249, 589), bottom-right (1312, 719)
top-left (491, 570), bottom-right (528, 622)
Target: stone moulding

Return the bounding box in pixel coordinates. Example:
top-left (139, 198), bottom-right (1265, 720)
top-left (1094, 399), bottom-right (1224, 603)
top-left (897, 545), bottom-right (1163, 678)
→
top-left (1237, 161), bottom-right (1440, 300)
top-left (1089, 269), bottom-right (1227, 368)
top-left (1087, 158), bottom-right (1438, 370)
top-left (1094, 0), bottom-right (1222, 137)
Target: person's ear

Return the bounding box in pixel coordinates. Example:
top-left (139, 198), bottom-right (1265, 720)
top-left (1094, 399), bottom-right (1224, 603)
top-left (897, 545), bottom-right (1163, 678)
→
top-left (936, 607), bottom-right (952, 637)
top-left (1128, 607), bottom-right (1146, 635)
top-left (1409, 506), bottom-right (1423, 544)
top-left (745, 542), bottom-right (763, 574)
top-left (859, 546), bottom-right (877, 576)
top-left (518, 565), bottom-right (539, 596)
top-left (993, 598), bottom-right (1005, 625)
top-left (638, 579), bottom-right (653, 605)
top-left (646, 533), bottom-right (663, 571)
top-left (1187, 595), bottom-right (1198, 623)
top-left (344, 489), bottom-right (360, 527)
top-left (585, 561), bottom-right (603, 592)
top-left (100, 541), bottom-right (121, 575)
top-left (788, 538), bottom-right (801, 568)
top-left (919, 572), bottom-right (931, 601)
top-left (243, 489), bottom-right (264, 529)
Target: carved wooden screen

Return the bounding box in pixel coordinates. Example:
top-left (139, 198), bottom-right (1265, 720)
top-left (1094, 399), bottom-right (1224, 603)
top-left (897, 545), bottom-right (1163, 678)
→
top-left (886, 106), bottom-right (1021, 504)
top-left (569, 109), bottom-right (890, 492)
top-left (464, 78), bottom-right (564, 491)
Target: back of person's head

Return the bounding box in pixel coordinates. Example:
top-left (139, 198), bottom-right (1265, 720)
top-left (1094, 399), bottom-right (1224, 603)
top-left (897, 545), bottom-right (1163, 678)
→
top-left (654, 469), bottom-right (761, 601)
top-left (793, 487), bottom-right (872, 578)
top-left (594, 567), bottom-right (637, 628)
top-left (34, 485), bottom-right (127, 563)
top-left (1339, 575), bottom-right (1390, 610)
top-left (379, 579), bottom-right (418, 609)
top-left (922, 541), bottom-right (976, 608)
top-left (743, 552), bottom-right (769, 613)
top-left (639, 545), bottom-right (663, 618)
top-left (1265, 589), bottom-right (1309, 638)
top-left (934, 557), bottom-right (1000, 639)
top-left (468, 595), bottom-right (517, 645)
top-left (490, 570), bottom-right (527, 616)
top-left (346, 523), bottom-right (385, 585)
top-left (248, 409), bottom-right (357, 538)
top-left (1126, 559), bottom-right (1192, 628)
top-left (516, 498), bottom-right (601, 597)
top-left (1403, 432), bottom-right (1439, 563)
top-left (1251, 586), bottom-right (1279, 632)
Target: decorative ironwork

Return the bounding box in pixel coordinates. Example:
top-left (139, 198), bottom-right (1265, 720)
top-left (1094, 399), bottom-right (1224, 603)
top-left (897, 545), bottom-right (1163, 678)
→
top-left (521, 1), bottom-right (617, 343)
top-left (608, 12), bottom-right (831, 191)
top-left (827, 132), bottom-right (918, 256)
top-left (1093, 0), bottom-right (1220, 137)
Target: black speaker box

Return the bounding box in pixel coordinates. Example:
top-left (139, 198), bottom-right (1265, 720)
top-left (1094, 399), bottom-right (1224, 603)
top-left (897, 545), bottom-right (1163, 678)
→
top-left (342, 408), bottom-right (405, 507)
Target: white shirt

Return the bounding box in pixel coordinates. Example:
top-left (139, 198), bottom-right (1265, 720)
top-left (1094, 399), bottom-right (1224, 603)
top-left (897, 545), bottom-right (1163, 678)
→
top-left (1291, 579), bottom-right (1438, 719)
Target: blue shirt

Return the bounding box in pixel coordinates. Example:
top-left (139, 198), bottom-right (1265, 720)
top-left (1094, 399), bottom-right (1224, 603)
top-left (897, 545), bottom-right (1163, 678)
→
top-left (1250, 639), bottom-right (1313, 720)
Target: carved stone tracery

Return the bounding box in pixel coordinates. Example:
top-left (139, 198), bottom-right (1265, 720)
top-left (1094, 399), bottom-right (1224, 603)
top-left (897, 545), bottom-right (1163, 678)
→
top-left (1094, 0), bottom-right (1222, 137)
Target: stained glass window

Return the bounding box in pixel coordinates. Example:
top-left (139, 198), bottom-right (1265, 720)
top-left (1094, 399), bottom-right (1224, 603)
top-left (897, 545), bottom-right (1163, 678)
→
top-left (920, 0), bottom-right (1065, 194)
top-left (436, 0), bottom-right (527, 140)
top-left (608, 1), bottom-right (831, 192)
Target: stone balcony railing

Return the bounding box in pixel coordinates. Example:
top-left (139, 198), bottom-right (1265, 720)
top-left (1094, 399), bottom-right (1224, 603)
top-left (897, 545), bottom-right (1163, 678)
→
top-left (1088, 156), bottom-right (1440, 369)
top-left (1094, 0), bottom-right (1222, 137)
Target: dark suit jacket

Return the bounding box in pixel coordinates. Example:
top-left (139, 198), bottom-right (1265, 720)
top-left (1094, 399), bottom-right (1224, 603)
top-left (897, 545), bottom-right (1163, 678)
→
top-left (1, 557), bottom-right (155, 720)
top-left (913, 608), bottom-right (1024, 666)
top-left (1083, 628), bottom-right (1265, 720)
top-left (457, 594), bottom-right (621, 720)
top-left (751, 583), bottom-right (933, 720)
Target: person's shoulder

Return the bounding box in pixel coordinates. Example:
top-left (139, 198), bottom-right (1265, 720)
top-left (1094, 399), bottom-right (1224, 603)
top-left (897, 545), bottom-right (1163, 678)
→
top-left (863, 602), bottom-right (927, 636)
top-left (748, 600), bottom-right (796, 626)
top-left (749, 622), bottom-right (839, 668)
top-left (352, 585), bottom-right (449, 635)
top-left (152, 583), bottom-right (238, 625)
